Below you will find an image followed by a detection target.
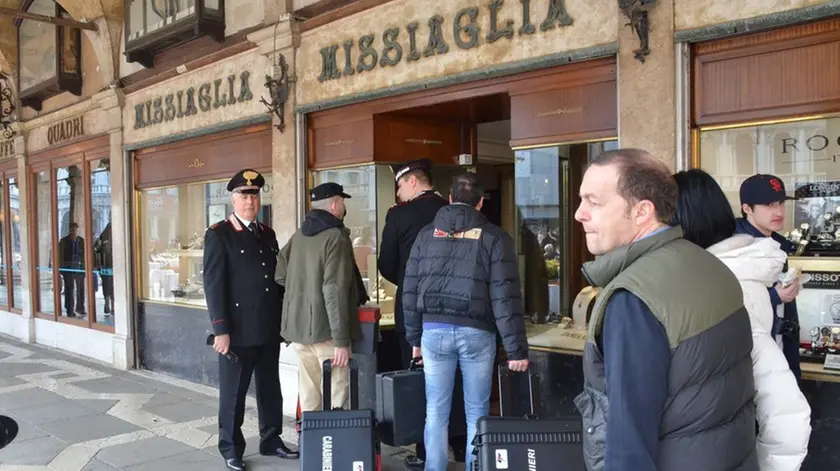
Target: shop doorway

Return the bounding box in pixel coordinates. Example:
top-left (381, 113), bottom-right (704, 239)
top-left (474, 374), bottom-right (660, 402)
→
top-left (376, 99), bottom-right (616, 320)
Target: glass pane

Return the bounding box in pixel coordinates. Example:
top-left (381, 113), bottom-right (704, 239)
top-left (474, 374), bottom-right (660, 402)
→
top-left (91, 159), bottom-right (112, 326)
top-left (146, 0), bottom-right (196, 34)
top-left (514, 147), bottom-right (568, 323)
top-left (34, 171), bottom-right (53, 315)
top-left (700, 116), bottom-right (840, 237)
top-left (700, 115), bottom-right (840, 346)
top-left (205, 0), bottom-right (220, 11)
top-left (138, 174), bottom-right (273, 307)
top-left (9, 178), bottom-right (21, 309)
top-left (56, 165), bottom-right (87, 319)
top-left (19, 0), bottom-right (57, 91)
top-left (311, 166), bottom-right (378, 306)
top-left (0, 179), bottom-right (6, 308)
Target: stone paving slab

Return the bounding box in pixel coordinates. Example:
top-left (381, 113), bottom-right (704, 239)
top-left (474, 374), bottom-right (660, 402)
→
top-left (0, 336), bottom-right (465, 470)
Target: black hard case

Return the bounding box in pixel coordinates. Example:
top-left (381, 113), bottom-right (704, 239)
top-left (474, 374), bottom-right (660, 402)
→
top-left (472, 365), bottom-right (585, 471)
top-left (375, 359), bottom-right (467, 446)
top-left (299, 359), bottom-right (377, 471)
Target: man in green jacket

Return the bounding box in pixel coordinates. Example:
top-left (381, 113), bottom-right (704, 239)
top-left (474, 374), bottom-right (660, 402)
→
top-left (275, 182), bottom-right (361, 412)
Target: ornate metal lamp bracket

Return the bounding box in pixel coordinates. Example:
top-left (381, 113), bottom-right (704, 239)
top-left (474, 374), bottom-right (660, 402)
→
top-left (619, 0), bottom-right (657, 64)
top-left (260, 52), bottom-right (291, 133)
top-left (0, 72), bottom-right (15, 140)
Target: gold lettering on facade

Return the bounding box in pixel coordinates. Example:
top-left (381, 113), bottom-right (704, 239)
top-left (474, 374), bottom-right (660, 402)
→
top-left (47, 115), bottom-right (85, 146)
top-left (325, 140), bottom-right (355, 147)
top-left (188, 158), bottom-right (206, 168)
top-left (405, 138), bottom-right (443, 145)
top-left (535, 107), bottom-right (586, 118)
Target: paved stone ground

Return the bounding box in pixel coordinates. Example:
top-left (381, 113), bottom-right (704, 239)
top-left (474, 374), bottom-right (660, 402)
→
top-left (0, 336), bottom-right (465, 471)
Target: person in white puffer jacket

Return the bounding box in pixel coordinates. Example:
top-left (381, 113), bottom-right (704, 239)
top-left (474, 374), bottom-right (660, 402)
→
top-left (672, 169), bottom-right (811, 471)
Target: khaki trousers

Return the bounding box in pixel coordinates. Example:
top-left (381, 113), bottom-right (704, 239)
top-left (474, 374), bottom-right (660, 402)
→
top-left (293, 340), bottom-right (349, 412)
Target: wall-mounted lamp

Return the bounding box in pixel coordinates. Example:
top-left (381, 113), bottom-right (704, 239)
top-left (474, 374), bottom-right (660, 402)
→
top-left (619, 0), bottom-right (657, 64)
top-left (260, 53), bottom-right (290, 133)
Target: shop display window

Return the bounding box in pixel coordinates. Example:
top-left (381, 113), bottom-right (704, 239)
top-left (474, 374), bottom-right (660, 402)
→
top-left (137, 174), bottom-right (273, 308)
top-left (29, 139), bottom-right (115, 330)
top-left (698, 114), bottom-right (840, 350)
top-left (8, 177), bottom-right (22, 310)
top-left (312, 166), bottom-right (390, 319)
top-left (90, 159), bottom-right (113, 326)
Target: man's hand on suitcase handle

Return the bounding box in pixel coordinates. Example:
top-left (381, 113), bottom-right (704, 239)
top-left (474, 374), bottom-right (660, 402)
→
top-left (332, 347), bottom-right (351, 368)
top-left (507, 359), bottom-right (529, 372)
top-left (412, 347), bottom-right (423, 365)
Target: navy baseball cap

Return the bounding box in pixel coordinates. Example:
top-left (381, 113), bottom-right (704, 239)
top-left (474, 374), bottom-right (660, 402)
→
top-left (739, 174), bottom-right (796, 205)
top-left (310, 182), bottom-right (351, 202)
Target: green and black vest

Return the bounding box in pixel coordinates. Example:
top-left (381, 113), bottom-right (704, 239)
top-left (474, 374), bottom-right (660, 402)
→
top-left (574, 227), bottom-right (759, 471)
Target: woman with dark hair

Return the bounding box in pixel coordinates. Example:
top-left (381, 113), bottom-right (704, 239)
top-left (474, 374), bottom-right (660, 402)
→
top-left (672, 169), bottom-right (811, 471)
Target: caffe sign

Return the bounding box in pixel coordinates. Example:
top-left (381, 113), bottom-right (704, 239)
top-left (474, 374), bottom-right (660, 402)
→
top-left (317, 0), bottom-right (573, 82)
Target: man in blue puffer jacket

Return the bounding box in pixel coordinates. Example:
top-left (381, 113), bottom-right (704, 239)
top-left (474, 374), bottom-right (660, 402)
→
top-left (402, 172), bottom-right (530, 471)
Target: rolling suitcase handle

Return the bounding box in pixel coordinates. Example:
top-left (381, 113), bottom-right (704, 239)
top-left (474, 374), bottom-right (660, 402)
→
top-left (497, 363), bottom-right (540, 418)
top-left (322, 358), bottom-right (360, 411)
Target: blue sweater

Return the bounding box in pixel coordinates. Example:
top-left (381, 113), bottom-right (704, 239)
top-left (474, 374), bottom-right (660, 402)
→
top-left (602, 289), bottom-right (670, 471)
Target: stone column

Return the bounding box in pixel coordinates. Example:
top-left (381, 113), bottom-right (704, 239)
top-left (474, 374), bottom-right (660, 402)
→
top-left (248, 18), bottom-right (301, 245)
top-left (248, 18), bottom-right (301, 417)
top-left (617, 0), bottom-right (677, 170)
top-left (94, 88), bottom-right (133, 370)
top-left (12, 127), bottom-right (34, 343)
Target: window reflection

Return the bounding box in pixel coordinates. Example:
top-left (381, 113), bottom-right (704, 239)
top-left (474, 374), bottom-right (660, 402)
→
top-left (0, 179), bottom-right (6, 308)
top-left (700, 116), bottom-right (840, 234)
top-left (91, 159), bottom-right (112, 325)
top-left (35, 171), bottom-right (53, 314)
top-left (56, 165), bottom-right (86, 318)
top-left (128, 0), bottom-right (198, 41)
top-left (312, 166), bottom-right (380, 305)
top-left (138, 175), bottom-right (273, 307)
top-left (9, 177), bottom-right (21, 309)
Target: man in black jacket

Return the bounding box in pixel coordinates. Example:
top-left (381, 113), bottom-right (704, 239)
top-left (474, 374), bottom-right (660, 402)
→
top-left (377, 158), bottom-right (453, 468)
top-left (204, 169), bottom-right (298, 471)
top-left (402, 172), bottom-right (529, 471)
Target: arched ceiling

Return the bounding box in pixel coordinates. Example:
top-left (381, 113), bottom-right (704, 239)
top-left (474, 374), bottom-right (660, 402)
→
top-left (0, 0), bottom-right (124, 77)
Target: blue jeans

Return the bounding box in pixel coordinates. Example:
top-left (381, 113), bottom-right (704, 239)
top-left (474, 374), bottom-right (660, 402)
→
top-left (422, 326), bottom-right (496, 471)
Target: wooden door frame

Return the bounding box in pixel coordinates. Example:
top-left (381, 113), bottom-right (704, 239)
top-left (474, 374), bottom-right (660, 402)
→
top-left (27, 135), bottom-right (114, 333)
top-left (0, 159), bottom-right (21, 315)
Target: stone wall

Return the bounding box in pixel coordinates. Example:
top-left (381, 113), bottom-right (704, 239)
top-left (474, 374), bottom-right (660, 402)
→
top-left (674, 0), bottom-right (833, 31)
top-left (296, 0), bottom-right (618, 106)
top-left (24, 99), bottom-right (112, 154)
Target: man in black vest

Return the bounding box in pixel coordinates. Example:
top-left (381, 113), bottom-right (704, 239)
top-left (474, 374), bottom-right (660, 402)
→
top-left (378, 158), bottom-right (465, 468)
top-left (204, 169), bottom-right (298, 471)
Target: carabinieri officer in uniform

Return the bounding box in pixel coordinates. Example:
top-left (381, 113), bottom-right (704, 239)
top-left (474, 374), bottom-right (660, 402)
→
top-left (378, 158), bottom-right (456, 468)
top-left (204, 169), bottom-right (299, 471)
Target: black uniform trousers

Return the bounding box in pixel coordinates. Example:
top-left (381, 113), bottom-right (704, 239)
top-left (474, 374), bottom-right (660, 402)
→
top-left (398, 332), bottom-right (468, 461)
top-left (218, 341), bottom-right (284, 460)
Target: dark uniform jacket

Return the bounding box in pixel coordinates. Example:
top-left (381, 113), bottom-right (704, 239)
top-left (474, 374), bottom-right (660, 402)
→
top-left (204, 214), bottom-right (283, 347)
top-left (401, 204), bottom-right (528, 361)
top-left (378, 190), bottom-right (448, 331)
